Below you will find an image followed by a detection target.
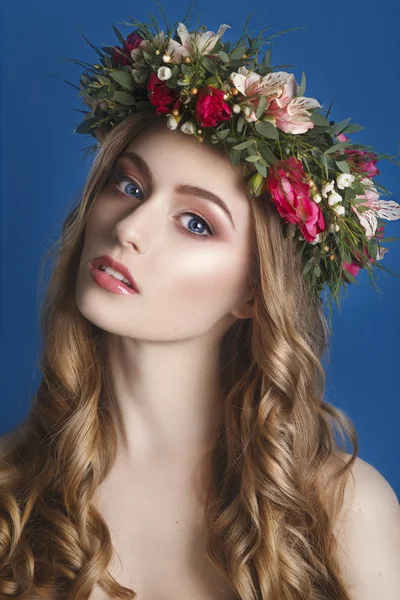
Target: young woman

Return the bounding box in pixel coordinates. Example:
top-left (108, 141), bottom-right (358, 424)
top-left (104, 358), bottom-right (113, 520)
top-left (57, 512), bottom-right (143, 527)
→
top-left (0, 7), bottom-right (399, 600)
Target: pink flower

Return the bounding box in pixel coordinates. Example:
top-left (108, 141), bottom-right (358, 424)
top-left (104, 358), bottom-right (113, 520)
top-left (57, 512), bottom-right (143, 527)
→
top-left (112, 30), bottom-right (144, 65)
top-left (229, 67), bottom-right (320, 134)
top-left (266, 73), bottom-right (321, 134)
top-left (335, 133), bottom-right (380, 178)
top-left (147, 72), bottom-right (182, 115)
top-left (195, 86), bottom-right (232, 128)
top-left (265, 156), bottom-right (325, 243)
top-left (351, 178), bottom-right (400, 239)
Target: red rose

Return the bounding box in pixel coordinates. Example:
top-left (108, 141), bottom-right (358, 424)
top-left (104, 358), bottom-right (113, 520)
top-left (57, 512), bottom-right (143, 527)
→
top-left (112, 31), bottom-right (144, 66)
top-left (265, 156), bottom-right (325, 243)
top-left (195, 86), bottom-right (232, 128)
top-left (147, 72), bottom-right (182, 115)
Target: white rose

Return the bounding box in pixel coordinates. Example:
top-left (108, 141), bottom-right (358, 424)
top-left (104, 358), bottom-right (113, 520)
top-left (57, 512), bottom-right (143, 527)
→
top-left (336, 173), bottom-right (355, 189)
top-left (157, 66), bottom-right (172, 81)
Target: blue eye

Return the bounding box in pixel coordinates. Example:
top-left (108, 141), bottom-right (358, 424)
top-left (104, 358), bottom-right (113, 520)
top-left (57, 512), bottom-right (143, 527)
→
top-left (107, 169), bottom-right (215, 239)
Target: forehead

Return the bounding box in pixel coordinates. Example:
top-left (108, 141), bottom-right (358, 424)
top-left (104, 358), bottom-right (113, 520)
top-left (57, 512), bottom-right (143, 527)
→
top-left (123, 120), bottom-right (248, 194)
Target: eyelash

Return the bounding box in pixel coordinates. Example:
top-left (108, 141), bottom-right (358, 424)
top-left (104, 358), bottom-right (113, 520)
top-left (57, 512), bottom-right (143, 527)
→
top-left (107, 168), bottom-right (215, 239)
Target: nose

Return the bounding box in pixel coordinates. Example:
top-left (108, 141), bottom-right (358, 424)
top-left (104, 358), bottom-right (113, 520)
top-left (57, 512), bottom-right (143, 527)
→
top-left (112, 191), bottom-right (165, 252)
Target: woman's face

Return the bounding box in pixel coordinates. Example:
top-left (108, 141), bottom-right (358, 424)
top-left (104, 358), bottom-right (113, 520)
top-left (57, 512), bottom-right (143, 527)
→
top-left (76, 120), bottom-right (254, 342)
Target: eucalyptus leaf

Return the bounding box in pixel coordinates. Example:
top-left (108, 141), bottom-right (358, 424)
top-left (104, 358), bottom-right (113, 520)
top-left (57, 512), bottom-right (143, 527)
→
top-left (202, 56), bottom-right (218, 74)
top-left (96, 75), bottom-right (112, 86)
top-left (109, 70), bottom-right (135, 91)
top-left (336, 160), bottom-right (350, 174)
top-left (310, 112), bottom-right (331, 127)
top-left (237, 116), bottom-right (245, 134)
top-left (217, 129), bottom-right (230, 140)
top-left (325, 140), bottom-right (351, 155)
top-left (343, 123), bottom-right (364, 134)
top-left (258, 141), bottom-right (277, 164)
top-left (181, 64), bottom-right (193, 76)
top-left (229, 44), bottom-right (247, 61)
top-left (218, 50), bottom-right (229, 63)
top-left (233, 139), bottom-right (255, 150)
top-left (254, 161), bottom-right (267, 177)
top-left (326, 118), bottom-right (351, 136)
top-left (114, 90), bottom-right (135, 105)
top-left (245, 155), bottom-right (260, 162)
top-left (254, 120), bottom-right (279, 140)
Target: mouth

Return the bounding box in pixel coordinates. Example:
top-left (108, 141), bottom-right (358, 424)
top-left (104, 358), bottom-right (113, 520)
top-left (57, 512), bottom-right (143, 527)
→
top-left (89, 255), bottom-right (140, 293)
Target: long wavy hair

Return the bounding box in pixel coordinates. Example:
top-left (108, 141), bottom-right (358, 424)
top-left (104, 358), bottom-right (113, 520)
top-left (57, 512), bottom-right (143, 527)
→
top-left (0, 107), bottom-right (359, 599)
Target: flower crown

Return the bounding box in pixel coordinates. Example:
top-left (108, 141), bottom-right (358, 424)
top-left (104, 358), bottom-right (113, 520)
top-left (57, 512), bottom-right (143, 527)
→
top-left (54, 0), bottom-right (400, 320)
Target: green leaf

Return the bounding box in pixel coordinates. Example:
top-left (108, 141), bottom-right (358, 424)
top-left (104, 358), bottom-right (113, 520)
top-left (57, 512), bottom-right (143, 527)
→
top-left (202, 56), bottom-right (218, 74)
top-left (323, 154), bottom-right (329, 180)
top-left (114, 90), bottom-right (135, 105)
top-left (379, 237), bottom-right (400, 242)
top-left (303, 257), bottom-right (314, 275)
top-left (109, 70), bottom-right (135, 90)
top-left (326, 118), bottom-right (351, 136)
top-left (217, 129), bottom-right (230, 140)
top-left (336, 160), bottom-right (350, 174)
top-left (142, 50), bottom-right (153, 64)
top-left (297, 71), bottom-right (306, 97)
top-left (310, 112), bottom-right (331, 127)
top-left (255, 96), bottom-right (267, 120)
top-left (229, 44), bottom-right (247, 61)
top-left (112, 25), bottom-right (126, 46)
top-left (325, 140), bottom-right (351, 155)
top-left (258, 141), bottom-right (277, 164)
top-left (233, 139), bottom-right (255, 150)
top-left (181, 64), bottom-right (193, 76)
top-left (245, 155), bottom-right (260, 162)
top-left (74, 120), bottom-right (96, 135)
top-left (254, 161), bottom-right (267, 177)
top-left (96, 75), bottom-right (112, 86)
top-left (254, 120), bottom-right (279, 140)
top-left (343, 123), bottom-right (364, 134)
top-left (218, 50), bottom-right (229, 63)
top-left (237, 116), bottom-right (245, 134)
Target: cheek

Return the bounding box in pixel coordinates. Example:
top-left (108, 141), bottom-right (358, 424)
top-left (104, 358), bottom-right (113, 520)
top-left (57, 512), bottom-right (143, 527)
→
top-left (154, 245), bottom-right (250, 317)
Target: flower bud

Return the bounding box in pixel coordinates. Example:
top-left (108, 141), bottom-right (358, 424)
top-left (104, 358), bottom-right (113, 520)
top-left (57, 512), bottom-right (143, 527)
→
top-left (157, 66), bottom-right (172, 80)
top-left (162, 54), bottom-right (171, 63)
top-left (248, 173), bottom-right (265, 197)
top-left (233, 104), bottom-right (241, 114)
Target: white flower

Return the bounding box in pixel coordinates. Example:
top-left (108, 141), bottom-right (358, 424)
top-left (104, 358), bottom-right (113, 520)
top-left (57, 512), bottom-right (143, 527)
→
top-left (310, 233), bottom-right (322, 245)
top-left (336, 173), bottom-right (355, 189)
top-left (334, 204), bottom-right (345, 216)
top-left (166, 115), bottom-right (179, 130)
top-left (232, 104), bottom-right (241, 114)
top-left (328, 223), bottom-right (340, 233)
top-left (180, 121), bottom-right (196, 135)
top-left (327, 191), bottom-right (343, 206)
top-left (322, 180), bottom-right (335, 198)
top-left (311, 192), bottom-right (322, 203)
top-left (157, 66), bottom-right (172, 80)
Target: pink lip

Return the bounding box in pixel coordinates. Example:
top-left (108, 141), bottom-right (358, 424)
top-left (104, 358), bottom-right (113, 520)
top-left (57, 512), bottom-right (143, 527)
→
top-left (89, 255), bottom-right (140, 295)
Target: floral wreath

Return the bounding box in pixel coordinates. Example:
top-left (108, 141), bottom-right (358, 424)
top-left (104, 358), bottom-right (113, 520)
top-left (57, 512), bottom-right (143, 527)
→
top-left (51, 0), bottom-right (400, 320)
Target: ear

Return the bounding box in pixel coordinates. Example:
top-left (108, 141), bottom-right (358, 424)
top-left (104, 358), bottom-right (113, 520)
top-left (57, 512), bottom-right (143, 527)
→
top-left (230, 296), bottom-right (255, 320)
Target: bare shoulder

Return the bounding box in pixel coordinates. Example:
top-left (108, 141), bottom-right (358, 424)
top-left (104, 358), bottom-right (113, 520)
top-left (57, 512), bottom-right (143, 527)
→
top-left (333, 452), bottom-right (400, 599)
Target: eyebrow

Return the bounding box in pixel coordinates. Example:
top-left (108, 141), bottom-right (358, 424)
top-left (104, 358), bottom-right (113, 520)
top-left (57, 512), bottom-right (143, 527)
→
top-left (117, 151), bottom-right (236, 231)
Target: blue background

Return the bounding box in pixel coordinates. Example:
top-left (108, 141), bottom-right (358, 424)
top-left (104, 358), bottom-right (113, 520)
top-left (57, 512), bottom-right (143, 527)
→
top-left (1, 1), bottom-right (399, 495)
